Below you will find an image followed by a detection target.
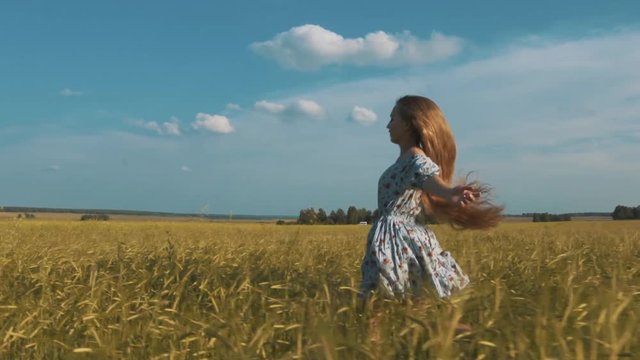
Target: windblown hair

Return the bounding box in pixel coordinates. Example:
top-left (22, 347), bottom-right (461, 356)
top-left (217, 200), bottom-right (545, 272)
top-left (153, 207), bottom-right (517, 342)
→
top-left (395, 95), bottom-right (503, 229)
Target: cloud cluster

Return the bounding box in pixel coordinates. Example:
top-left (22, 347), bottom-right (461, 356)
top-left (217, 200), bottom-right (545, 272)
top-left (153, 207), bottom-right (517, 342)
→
top-left (129, 99), bottom-right (375, 136)
top-left (192, 113), bottom-right (234, 134)
top-left (130, 114), bottom-right (236, 135)
top-left (255, 100), bottom-right (286, 114)
top-left (349, 106), bottom-right (378, 125)
top-left (131, 117), bottom-right (182, 136)
top-left (254, 99), bottom-right (325, 120)
top-left (250, 24), bottom-right (463, 70)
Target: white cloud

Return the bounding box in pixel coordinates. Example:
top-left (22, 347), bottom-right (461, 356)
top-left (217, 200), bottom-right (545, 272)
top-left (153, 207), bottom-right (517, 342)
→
top-left (163, 116), bottom-right (182, 136)
top-left (45, 165), bottom-right (60, 172)
top-left (130, 117), bottom-right (182, 136)
top-left (59, 88), bottom-right (82, 96)
top-left (250, 24), bottom-right (463, 70)
top-left (255, 99), bottom-right (325, 120)
top-left (286, 99), bottom-right (325, 119)
top-left (180, 165), bottom-right (192, 172)
top-left (226, 103), bottom-right (242, 111)
top-left (349, 106), bottom-right (378, 125)
top-left (255, 100), bottom-right (286, 114)
top-left (135, 119), bottom-right (162, 133)
top-left (191, 113), bottom-right (234, 134)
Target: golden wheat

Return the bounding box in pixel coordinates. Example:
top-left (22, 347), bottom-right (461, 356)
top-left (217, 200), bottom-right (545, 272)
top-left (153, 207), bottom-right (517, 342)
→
top-left (0, 220), bottom-right (638, 359)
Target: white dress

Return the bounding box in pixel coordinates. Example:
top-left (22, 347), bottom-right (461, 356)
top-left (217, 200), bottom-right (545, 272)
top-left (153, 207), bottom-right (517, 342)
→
top-left (359, 154), bottom-right (470, 298)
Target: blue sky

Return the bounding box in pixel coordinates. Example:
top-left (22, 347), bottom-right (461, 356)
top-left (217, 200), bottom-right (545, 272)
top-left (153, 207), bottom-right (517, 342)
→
top-left (1, 0), bottom-right (639, 216)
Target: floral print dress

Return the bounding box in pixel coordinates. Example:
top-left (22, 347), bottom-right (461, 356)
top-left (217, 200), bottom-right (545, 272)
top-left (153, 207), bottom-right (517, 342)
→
top-left (360, 154), bottom-right (470, 298)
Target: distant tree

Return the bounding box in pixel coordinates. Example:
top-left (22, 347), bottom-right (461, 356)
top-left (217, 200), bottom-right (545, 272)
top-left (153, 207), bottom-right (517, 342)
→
top-left (296, 206), bottom-right (378, 225)
top-left (613, 205), bottom-right (635, 220)
top-left (297, 208), bottom-right (318, 224)
top-left (356, 208), bottom-right (372, 224)
top-left (532, 213), bottom-right (545, 222)
top-left (81, 214), bottom-right (110, 221)
top-left (327, 210), bottom-right (337, 225)
top-left (335, 208), bottom-right (347, 225)
top-left (317, 208), bottom-right (328, 224)
top-left (347, 206), bottom-right (359, 224)
top-left (532, 212), bottom-right (571, 222)
top-left (309, 208), bottom-right (318, 224)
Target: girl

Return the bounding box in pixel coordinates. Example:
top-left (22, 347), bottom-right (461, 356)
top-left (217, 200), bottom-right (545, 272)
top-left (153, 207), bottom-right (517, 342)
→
top-left (360, 95), bottom-right (502, 300)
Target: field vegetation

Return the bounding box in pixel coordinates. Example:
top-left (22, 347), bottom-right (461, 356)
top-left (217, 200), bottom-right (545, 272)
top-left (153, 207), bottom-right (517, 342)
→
top-left (1, 220), bottom-right (639, 359)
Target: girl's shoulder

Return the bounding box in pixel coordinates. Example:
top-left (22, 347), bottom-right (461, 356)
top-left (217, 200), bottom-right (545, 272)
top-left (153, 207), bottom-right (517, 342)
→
top-left (401, 152), bottom-right (431, 164)
top-left (402, 152), bottom-right (439, 174)
top-left (398, 147), bottom-right (427, 162)
top-left (407, 147), bottom-right (427, 157)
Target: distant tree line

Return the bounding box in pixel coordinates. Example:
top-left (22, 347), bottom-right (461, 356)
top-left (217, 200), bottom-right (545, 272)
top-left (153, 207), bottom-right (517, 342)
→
top-left (612, 205), bottom-right (640, 220)
top-left (295, 206), bottom-right (379, 225)
top-left (80, 214), bottom-right (111, 221)
top-left (531, 213), bottom-right (572, 222)
top-left (290, 206), bottom-right (439, 225)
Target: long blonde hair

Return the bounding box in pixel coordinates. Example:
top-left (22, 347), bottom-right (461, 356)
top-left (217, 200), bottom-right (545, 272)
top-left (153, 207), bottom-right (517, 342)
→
top-left (395, 95), bottom-right (503, 229)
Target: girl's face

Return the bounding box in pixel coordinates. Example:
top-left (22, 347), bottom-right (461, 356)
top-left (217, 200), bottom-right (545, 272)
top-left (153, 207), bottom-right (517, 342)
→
top-left (387, 105), bottom-right (411, 144)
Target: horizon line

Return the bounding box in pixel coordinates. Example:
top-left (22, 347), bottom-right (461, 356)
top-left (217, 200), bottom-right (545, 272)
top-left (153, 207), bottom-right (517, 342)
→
top-left (0, 205), bottom-right (613, 219)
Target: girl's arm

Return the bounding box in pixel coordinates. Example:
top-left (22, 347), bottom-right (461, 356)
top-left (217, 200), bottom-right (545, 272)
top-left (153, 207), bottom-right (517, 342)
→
top-left (422, 176), bottom-right (479, 207)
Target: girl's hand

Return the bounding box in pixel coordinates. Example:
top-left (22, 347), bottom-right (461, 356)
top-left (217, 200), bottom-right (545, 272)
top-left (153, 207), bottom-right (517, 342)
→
top-left (450, 186), bottom-right (480, 208)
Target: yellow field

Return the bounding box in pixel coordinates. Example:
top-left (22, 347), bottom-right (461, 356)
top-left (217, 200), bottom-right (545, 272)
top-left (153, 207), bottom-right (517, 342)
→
top-left (1, 220), bottom-right (639, 359)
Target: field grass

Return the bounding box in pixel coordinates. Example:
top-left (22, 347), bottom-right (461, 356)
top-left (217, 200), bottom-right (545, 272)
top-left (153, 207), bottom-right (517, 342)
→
top-left (1, 219), bottom-right (639, 359)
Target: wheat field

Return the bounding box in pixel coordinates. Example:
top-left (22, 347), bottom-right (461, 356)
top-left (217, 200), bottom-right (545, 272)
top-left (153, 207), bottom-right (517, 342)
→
top-left (0, 219), bottom-right (639, 359)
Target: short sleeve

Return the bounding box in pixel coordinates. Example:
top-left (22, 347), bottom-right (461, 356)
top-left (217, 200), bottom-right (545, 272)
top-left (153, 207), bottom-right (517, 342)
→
top-left (409, 155), bottom-right (440, 189)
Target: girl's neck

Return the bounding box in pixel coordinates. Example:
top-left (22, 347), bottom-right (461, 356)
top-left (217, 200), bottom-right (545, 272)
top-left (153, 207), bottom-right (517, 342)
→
top-left (398, 141), bottom-right (420, 158)
top-left (398, 143), bottom-right (424, 159)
